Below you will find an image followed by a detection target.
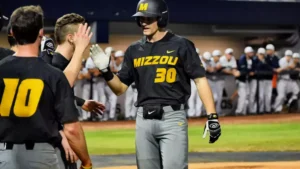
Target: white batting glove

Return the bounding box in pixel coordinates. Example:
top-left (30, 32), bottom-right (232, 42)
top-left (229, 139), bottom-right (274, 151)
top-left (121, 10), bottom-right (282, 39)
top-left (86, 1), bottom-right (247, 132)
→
top-left (90, 44), bottom-right (110, 72)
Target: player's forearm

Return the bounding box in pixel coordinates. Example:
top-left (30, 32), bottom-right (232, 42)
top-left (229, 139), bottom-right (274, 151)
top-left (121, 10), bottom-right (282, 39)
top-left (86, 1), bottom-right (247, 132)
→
top-left (106, 74), bottom-right (128, 96)
top-left (64, 48), bottom-right (85, 87)
top-left (194, 77), bottom-right (216, 114)
top-left (63, 122), bottom-right (92, 166)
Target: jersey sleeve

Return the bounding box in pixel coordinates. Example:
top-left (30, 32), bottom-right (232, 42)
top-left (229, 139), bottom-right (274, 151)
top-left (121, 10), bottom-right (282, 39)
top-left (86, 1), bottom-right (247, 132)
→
top-left (231, 58), bottom-right (237, 69)
top-left (54, 72), bottom-right (79, 124)
top-left (117, 46), bottom-right (134, 86)
top-left (279, 58), bottom-right (285, 68)
top-left (181, 40), bottom-right (206, 79)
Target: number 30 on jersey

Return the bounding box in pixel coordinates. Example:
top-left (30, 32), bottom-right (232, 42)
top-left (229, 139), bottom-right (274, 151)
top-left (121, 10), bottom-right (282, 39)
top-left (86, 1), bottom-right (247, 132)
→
top-left (154, 68), bottom-right (177, 83)
top-left (0, 78), bottom-right (44, 117)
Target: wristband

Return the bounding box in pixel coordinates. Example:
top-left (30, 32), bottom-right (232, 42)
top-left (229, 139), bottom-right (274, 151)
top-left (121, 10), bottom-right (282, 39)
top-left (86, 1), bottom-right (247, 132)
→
top-left (101, 67), bottom-right (114, 81)
top-left (81, 165), bottom-right (92, 169)
top-left (207, 113), bottom-right (218, 120)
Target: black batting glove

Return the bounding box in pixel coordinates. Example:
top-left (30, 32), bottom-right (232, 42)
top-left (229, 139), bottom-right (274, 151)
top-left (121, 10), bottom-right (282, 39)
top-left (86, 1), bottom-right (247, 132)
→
top-left (202, 113), bottom-right (221, 144)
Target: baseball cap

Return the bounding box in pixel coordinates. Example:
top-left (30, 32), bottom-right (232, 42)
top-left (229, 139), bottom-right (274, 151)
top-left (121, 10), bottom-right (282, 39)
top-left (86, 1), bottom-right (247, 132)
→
top-left (225, 48), bottom-right (233, 55)
top-left (266, 44), bottom-right (275, 51)
top-left (244, 46), bottom-right (254, 53)
top-left (285, 50), bottom-right (293, 56)
top-left (196, 48), bottom-right (200, 54)
top-left (257, 48), bottom-right (266, 55)
top-left (203, 52), bottom-right (211, 60)
top-left (105, 47), bottom-right (115, 55)
top-left (212, 50), bottom-right (221, 57)
top-left (293, 53), bottom-right (300, 58)
top-left (115, 50), bottom-right (124, 58)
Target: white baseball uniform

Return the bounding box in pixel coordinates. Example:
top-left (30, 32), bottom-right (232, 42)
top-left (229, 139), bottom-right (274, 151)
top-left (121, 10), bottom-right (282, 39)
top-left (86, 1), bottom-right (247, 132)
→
top-left (273, 57), bottom-right (300, 112)
top-left (217, 55), bottom-right (237, 114)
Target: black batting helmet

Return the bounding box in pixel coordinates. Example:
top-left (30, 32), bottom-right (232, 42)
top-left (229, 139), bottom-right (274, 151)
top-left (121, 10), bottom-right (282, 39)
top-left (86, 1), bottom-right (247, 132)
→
top-left (132, 0), bottom-right (169, 28)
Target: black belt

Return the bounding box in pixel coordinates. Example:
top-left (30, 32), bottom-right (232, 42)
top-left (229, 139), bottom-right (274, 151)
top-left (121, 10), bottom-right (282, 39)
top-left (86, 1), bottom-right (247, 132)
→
top-left (3, 142), bottom-right (54, 150)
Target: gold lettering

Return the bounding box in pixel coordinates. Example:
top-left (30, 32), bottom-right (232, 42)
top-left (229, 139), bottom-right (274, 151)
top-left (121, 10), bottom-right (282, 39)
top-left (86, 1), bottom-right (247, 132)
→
top-left (139, 3), bottom-right (148, 11)
top-left (141, 57), bottom-right (145, 66)
top-left (168, 56), bottom-right (178, 65)
top-left (144, 56), bottom-right (153, 66)
top-left (159, 56), bottom-right (169, 64)
top-left (152, 56), bottom-right (160, 65)
top-left (134, 58), bottom-right (142, 67)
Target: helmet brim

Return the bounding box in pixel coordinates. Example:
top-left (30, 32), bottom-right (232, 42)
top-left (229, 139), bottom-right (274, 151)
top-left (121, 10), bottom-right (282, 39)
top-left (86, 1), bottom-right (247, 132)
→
top-left (132, 12), bottom-right (158, 18)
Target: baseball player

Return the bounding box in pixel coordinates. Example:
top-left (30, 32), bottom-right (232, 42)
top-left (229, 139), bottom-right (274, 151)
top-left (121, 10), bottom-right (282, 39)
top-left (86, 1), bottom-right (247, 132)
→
top-left (236, 46), bottom-right (257, 115)
top-left (273, 50), bottom-right (299, 112)
top-left (255, 48), bottom-right (274, 114)
top-left (187, 48), bottom-right (203, 118)
top-left (211, 50), bottom-right (223, 114)
top-left (42, 14), bottom-right (104, 169)
top-left (288, 52), bottom-right (300, 110)
top-left (0, 6), bottom-right (92, 169)
top-left (90, 0), bottom-right (221, 168)
top-left (218, 48), bottom-right (240, 115)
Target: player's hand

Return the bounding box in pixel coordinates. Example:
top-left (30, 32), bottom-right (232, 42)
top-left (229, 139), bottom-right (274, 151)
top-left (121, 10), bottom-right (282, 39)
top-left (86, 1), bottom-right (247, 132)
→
top-left (73, 23), bottom-right (93, 52)
top-left (40, 36), bottom-right (55, 55)
top-left (61, 136), bottom-right (78, 163)
top-left (202, 113), bottom-right (221, 143)
top-left (81, 100), bottom-right (105, 115)
top-left (90, 44), bottom-right (111, 72)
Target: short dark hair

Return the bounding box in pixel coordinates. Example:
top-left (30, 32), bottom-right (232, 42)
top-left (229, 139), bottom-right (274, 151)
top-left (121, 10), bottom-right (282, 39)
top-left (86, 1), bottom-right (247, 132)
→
top-left (55, 13), bottom-right (85, 45)
top-left (10, 5), bottom-right (43, 45)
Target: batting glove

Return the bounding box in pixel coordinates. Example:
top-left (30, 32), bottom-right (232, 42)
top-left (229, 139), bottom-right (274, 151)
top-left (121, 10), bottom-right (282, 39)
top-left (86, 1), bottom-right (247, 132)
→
top-left (202, 113), bottom-right (221, 143)
top-left (90, 44), bottom-right (110, 73)
top-left (40, 36), bottom-right (55, 55)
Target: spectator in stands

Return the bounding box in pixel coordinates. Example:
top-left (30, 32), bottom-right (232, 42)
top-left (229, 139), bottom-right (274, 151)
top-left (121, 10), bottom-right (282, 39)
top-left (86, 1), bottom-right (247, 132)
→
top-left (272, 50), bottom-right (299, 113)
top-left (236, 46), bottom-right (256, 115)
top-left (255, 48), bottom-right (274, 114)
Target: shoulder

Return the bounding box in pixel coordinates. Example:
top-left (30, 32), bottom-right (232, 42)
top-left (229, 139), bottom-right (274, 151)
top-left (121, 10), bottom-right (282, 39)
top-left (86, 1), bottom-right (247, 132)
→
top-left (0, 55), bottom-right (14, 65)
top-left (39, 58), bottom-right (66, 78)
top-left (0, 47), bottom-right (15, 61)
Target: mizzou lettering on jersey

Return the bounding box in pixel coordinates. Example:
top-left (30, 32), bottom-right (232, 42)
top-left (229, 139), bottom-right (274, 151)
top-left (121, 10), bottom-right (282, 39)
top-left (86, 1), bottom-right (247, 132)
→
top-left (133, 55), bottom-right (179, 68)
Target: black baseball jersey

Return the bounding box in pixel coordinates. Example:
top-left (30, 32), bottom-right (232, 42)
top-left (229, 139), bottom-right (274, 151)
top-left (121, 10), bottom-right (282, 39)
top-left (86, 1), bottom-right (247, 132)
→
top-left (117, 32), bottom-right (205, 106)
top-left (0, 56), bottom-right (79, 143)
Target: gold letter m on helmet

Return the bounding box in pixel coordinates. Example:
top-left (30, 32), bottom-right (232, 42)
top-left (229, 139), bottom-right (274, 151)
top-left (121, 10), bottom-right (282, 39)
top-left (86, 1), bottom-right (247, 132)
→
top-left (139, 3), bottom-right (148, 11)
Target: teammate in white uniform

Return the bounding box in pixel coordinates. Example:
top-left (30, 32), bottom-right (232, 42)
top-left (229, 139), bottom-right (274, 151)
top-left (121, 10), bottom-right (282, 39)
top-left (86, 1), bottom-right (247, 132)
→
top-left (273, 50), bottom-right (299, 112)
top-left (187, 48), bottom-right (204, 118)
top-left (211, 50), bottom-right (223, 114)
top-left (236, 46), bottom-right (256, 115)
top-left (218, 48), bottom-right (240, 115)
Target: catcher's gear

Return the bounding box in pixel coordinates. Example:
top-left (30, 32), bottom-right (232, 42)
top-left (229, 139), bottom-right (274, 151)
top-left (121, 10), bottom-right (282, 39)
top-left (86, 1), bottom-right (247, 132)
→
top-left (41, 36), bottom-right (55, 55)
top-left (90, 44), bottom-right (111, 73)
top-left (132, 0), bottom-right (169, 28)
top-left (202, 113), bottom-right (221, 143)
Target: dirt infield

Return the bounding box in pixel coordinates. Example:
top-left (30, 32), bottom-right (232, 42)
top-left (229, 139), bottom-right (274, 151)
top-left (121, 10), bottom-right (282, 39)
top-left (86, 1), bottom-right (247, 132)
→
top-left (99, 161), bottom-right (300, 169)
top-left (82, 113), bottom-right (300, 130)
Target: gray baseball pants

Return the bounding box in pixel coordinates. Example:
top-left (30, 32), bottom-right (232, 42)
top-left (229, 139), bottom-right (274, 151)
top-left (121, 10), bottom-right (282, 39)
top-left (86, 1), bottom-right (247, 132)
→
top-left (135, 105), bottom-right (188, 169)
top-left (0, 143), bottom-right (59, 169)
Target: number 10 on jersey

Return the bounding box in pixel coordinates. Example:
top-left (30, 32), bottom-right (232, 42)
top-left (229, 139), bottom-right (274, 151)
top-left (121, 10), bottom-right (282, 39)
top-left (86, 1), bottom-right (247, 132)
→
top-left (154, 68), bottom-right (177, 83)
top-left (0, 78), bottom-right (44, 117)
